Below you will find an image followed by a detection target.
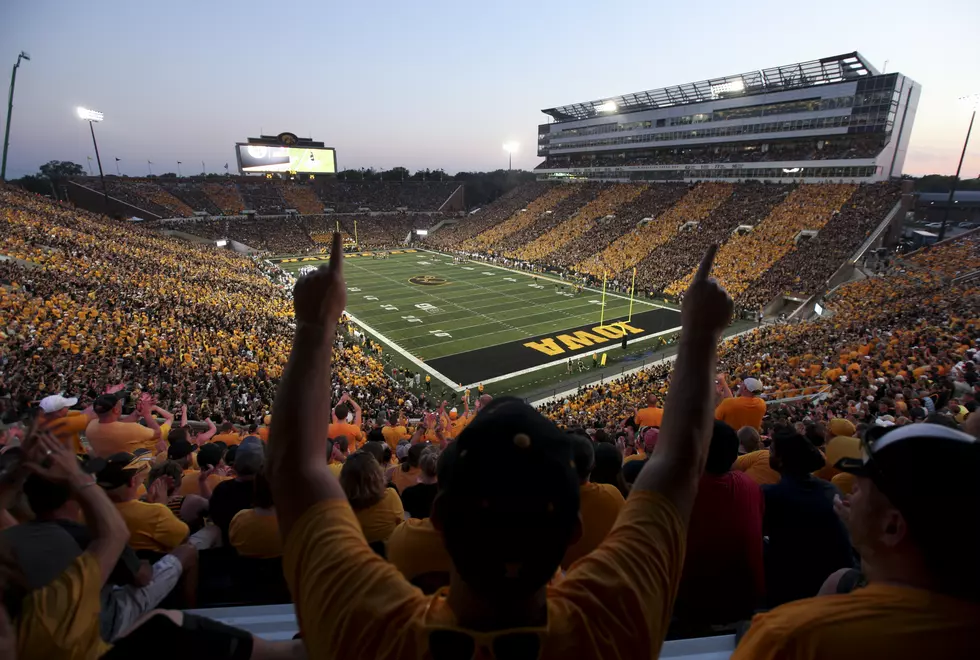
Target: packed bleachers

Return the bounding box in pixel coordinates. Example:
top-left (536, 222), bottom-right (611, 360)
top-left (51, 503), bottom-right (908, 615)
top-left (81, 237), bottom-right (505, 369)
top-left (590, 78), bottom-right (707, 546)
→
top-left (493, 182), bottom-right (605, 253)
top-left (100, 179), bottom-right (196, 218)
top-left (237, 180), bottom-right (288, 214)
top-left (201, 181), bottom-right (246, 215)
top-left (665, 183), bottom-right (857, 298)
top-left (574, 182), bottom-right (734, 278)
top-left (3, 182), bottom-right (980, 659)
top-left (425, 181), bottom-right (551, 248)
top-left (157, 180), bottom-right (223, 215)
top-left (275, 181), bottom-right (324, 215)
top-left (738, 181), bottom-right (902, 309)
top-left (461, 184), bottom-right (579, 252)
top-left (313, 180), bottom-right (458, 212)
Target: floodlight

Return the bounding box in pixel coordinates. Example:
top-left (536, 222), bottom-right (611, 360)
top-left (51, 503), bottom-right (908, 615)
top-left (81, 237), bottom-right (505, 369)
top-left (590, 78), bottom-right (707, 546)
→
top-left (502, 142), bottom-right (519, 154)
top-left (77, 107), bottom-right (104, 122)
top-left (782, 167), bottom-right (802, 174)
top-left (597, 101), bottom-right (618, 113)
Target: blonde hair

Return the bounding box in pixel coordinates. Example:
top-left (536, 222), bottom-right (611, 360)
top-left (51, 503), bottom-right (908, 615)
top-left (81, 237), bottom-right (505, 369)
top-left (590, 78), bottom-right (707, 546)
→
top-left (340, 452), bottom-right (386, 511)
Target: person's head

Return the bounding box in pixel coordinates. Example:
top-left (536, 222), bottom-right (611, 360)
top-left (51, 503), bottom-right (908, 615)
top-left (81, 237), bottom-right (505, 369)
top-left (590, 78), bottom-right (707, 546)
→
top-left (432, 398), bottom-right (580, 608)
top-left (361, 440), bottom-right (386, 464)
top-left (590, 442), bottom-right (624, 491)
top-left (97, 453), bottom-right (150, 502)
top-left (418, 446), bottom-right (440, 483)
top-left (705, 421), bottom-right (739, 475)
top-left (645, 393), bottom-right (659, 407)
top-left (387, 412), bottom-right (399, 426)
top-left (339, 451), bottom-right (386, 511)
top-left (196, 443), bottom-right (226, 471)
top-left (740, 377), bottom-right (763, 397)
top-left (219, 421), bottom-right (236, 434)
top-left (805, 422), bottom-right (826, 449)
top-left (333, 435), bottom-right (350, 456)
top-left (827, 418), bottom-right (856, 441)
top-left (147, 460), bottom-right (183, 496)
top-left (23, 473), bottom-right (76, 520)
top-left (167, 434), bottom-right (195, 470)
top-left (366, 428), bottom-right (385, 446)
top-left (569, 433), bottom-right (595, 484)
top-left (395, 440), bottom-right (411, 463)
top-left (737, 426), bottom-right (762, 453)
top-left (837, 424), bottom-right (980, 602)
top-left (402, 441), bottom-right (429, 472)
top-left (768, 429), bottom-right (826, 477)
top-left (38, 394), bottom-right (77, 420)
top-left (92, 393), bottom-right (124, 421)
top-left (234, 436), bottom-right (265, 477)
top-left (334, 403), bottom-right (350, 422)
top-left (642, 427), bottom-right (659, 454)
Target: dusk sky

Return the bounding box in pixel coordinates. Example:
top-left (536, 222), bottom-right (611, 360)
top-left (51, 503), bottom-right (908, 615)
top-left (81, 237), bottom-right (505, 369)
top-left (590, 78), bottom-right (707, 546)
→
top-left (2, 0), bottom-right (978, 179)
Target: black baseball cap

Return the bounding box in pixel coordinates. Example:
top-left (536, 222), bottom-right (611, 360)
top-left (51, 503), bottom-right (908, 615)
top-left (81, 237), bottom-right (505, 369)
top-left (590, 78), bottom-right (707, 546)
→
top-left (837, 423), bottom-right (980, 521)
top-left (435, 397), bottom-right (579, 598)
top-left (167, 437), bottom-right (195, 461)
top-left (96, 452), bottom-right (150, 489)
top-left (93, 392), bottom-right (126, 415)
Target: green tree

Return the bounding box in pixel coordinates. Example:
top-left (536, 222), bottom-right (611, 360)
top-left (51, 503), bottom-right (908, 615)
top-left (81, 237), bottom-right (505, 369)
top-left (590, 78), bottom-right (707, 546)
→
top-left (38, 160), bottom-right (84, 184)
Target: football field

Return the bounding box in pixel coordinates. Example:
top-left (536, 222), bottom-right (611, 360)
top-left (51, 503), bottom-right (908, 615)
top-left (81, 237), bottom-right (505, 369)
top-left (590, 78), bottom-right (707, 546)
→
top-left (270, 249), bottom-right (682, 391)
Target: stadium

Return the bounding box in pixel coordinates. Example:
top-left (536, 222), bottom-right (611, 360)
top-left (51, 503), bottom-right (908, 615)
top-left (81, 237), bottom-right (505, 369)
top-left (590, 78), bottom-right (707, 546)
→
top-left (2, 37), bottom-right (980, 660)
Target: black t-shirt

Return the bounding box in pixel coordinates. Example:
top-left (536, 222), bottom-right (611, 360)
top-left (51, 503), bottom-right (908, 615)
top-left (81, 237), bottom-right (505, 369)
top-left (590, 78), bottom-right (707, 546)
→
top-left (400, 482), bottom-right (438, 519)
top-left (209, 478), bottom-right (255, 544)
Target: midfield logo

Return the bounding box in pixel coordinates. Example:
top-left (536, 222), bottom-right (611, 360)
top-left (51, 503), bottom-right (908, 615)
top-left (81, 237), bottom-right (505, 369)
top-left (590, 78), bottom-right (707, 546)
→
top-left (409, 275), bottom-right (449, 286)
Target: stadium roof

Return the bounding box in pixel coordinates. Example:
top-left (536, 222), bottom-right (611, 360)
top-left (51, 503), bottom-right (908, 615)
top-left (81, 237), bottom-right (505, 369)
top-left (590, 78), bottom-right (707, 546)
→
top-left (918, 191), bottom-right (980, 207)
top-left (542, 52), bottom-right (880, 122)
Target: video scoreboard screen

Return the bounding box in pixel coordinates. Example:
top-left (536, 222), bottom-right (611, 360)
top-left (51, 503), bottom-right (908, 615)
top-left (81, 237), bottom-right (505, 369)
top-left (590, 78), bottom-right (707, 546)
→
top-left (236, 144), bottom-right (336, 174)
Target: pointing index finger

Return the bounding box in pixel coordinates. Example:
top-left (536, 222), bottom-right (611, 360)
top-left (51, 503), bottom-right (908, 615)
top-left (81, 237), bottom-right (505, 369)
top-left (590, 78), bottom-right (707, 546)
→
top-left (694, 243), bottom-right (718, 282)
top-left (328, 232), bottom-right (344, 275)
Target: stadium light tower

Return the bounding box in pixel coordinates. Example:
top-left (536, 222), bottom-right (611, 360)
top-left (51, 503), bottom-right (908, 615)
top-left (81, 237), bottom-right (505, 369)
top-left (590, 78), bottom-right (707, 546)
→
top-left (938, 94), bottom-right (979, 241)
top-left (1, 51), bottom-right (30, 181)
top-left (503, 141), bottom-right (519, 170)
top-left (77, 107), bottom-right (109, 209)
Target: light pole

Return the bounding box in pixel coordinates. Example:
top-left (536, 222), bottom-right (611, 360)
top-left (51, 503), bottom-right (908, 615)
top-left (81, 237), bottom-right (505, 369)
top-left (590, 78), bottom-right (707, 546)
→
top-left (938, 94), bottom-right (979, 242)
top-left (1, 51), bottom-right (30, 181)
top-left (503, 141), bottom-right (518, 171)
top-left (77, 107), bottom-right (108, 209)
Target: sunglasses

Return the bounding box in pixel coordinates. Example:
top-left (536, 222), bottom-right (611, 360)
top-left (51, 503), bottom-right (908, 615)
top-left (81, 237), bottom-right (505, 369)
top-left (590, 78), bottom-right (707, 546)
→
top-left (422, 596), bottom-right (546, 660)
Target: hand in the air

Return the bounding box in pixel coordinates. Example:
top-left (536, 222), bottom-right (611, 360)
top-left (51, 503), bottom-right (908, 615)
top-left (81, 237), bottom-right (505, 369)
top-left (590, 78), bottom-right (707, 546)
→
top-left (293, 232), bottom-right (347, 331)
top-left (681, 244), bottom-right (733, 338)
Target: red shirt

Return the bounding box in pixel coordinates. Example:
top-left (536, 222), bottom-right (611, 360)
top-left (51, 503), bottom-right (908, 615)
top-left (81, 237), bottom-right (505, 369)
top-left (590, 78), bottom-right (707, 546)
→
top-left (677, 470), bottom-right (765, 624)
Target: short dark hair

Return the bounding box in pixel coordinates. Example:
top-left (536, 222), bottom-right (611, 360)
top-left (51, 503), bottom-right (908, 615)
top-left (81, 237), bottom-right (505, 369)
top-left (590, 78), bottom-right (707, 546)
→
top-left (402, 442), bottom-right (428, 472)
top-left (334, 403), bottom-right (350, 420)
top-left (770, 429), bottom-right (825, 476)
top-left (333, 436), bottom-right (349, 453)
top-left (197, 443), bottom-right (225, 470)
top-left (224, 445), bottom-right (239, 467)
top-left (361, 441), bottom-right (386, 464)
top-left (705, 421), bottom-right (740, 475)
top-left (23, 475), bottom-right (71, 515)
top-left (569, 433), bottom-right (595, 482)
top-left (219, 422), bottom-right (236, 433)
top-left (148, 461), bottom-right (183, 491)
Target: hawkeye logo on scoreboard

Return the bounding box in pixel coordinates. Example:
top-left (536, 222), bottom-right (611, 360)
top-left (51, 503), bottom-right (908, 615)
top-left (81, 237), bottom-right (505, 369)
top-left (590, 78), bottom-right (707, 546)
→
top-left (409, 275), bottom-right (450, 286)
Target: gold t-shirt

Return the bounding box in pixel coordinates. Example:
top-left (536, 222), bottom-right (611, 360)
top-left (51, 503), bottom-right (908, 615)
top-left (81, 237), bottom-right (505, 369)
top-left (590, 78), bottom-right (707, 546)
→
top-left (115, 499), bottom-right (189, 552)
top-left (354, 488), bottom-right (404, 544)
top-left (283, 490), bottom-right (685, 659)
top-left (230, 508), bottom-right (283, 558)
top-left (387, 517), bottom-right (451, 581)
top-left (16, 553), bottom-right (111, 660)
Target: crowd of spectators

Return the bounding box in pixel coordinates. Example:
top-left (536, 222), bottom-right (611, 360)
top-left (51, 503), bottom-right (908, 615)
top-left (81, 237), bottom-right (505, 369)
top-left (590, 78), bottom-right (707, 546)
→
top-left (200, 182), bottom-right (245, 215)
top-left (666, 183), bottom-right (857, 298)
top-left (632, 182), bottom-right (792, 294)
top-left (506, 183), bottom-right (645, 262)
top-left (492, 182), bottom-right (605, 254)
top-left (2, 181), bottom-right (980, 658)
top-left (274, 182), bottom-right (323, 215)
top-left (314, 180), bottom-right (458, 213)
top-left (462, 185), bottom-right (578, 252)
top-left (424, 182), bottom-right (550, 248)
top-left (537, 136), bottom-right (886, 170)
top-left (739, 182), bottom-right (902, 309)
top-left (155, 181), bottom-right (223, 216)
top-left (575, 182), bottom-right (734, 279)
top-left (98, 180), bottom-right (194, 219)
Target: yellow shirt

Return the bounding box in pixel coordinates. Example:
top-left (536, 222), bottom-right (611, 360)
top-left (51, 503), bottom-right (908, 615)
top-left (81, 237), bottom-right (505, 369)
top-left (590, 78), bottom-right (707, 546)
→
top-left (230, 508), bottom-right (283, 558)
top-left (733, 584), bottom-right (980, 660)
top-left (16, 552), bottom-right (110, 660)
top-left (178, 470), bottom-right (231, 497)
top-left (115, 499), bottom-right (189, 552)
top-left (391, 466), bottom-right (421, 494)
top-left (328, 462), bottom-right (344, 478)
top-left (44, 411), bottom-right (90, 454)
top-left (831, 472), bottom-right (856, 495)
top-left (387, 517), bottom-right (451, 582)
top-left (329, 422), bottom-right (365, 448)
top-left (562, 482), bottom-right (626, 569)
top-left (382, 425), bottom-right (410, 450)
top-left (635, 406), bottom-right (664, 428)
top-left (354, 488), bottom-right (404, 544)
top-left (85, 419), bottom-right (157, 457)
top-left (212, 431), bottom-right (242, 446)
top-left (734, 450), bottom-right (781, 486)
top-left (624, 451), bottom-right (646, 463)
top-left (282, 490), bottom-right (684, 659)
top-left (715, 396), bottom-right (767, 432)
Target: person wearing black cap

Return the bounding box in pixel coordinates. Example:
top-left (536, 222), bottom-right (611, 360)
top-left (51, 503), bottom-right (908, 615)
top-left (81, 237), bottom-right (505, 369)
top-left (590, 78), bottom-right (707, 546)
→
top-left (268, 237), bottom-right (733, 659)
top-left (98, 452), bottom-right (190, 554)
top-left (85, 392), bottom-right (163, 458)
top-left (735, 424), bottom-right (980, 659)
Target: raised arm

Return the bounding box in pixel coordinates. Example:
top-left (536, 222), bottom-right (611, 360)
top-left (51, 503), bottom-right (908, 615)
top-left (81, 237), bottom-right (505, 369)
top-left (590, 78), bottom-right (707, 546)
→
top-left (153, 405), bottom-right (174, 428)
top-left (25, 432), bottom-right (128, 585)
top-left (717, 372), bottom-right (733, 400)
top-left (138, 399), bottom-right (162, 440)
top-left (180, 404), bottom-right (188, 428)
top-left (633, 246), bottom-right (733, 520)
top-left (348, 395), bottom-right (362, 428)
top-left (196, 418), bottom-right (217, 445)
top-left (268, 233), bottom-right (347, 539)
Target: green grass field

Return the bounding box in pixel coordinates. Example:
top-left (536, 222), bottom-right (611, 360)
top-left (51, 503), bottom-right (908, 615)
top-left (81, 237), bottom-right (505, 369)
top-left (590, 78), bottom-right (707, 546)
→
top-left (271, 249), bottom-right (682, 393)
